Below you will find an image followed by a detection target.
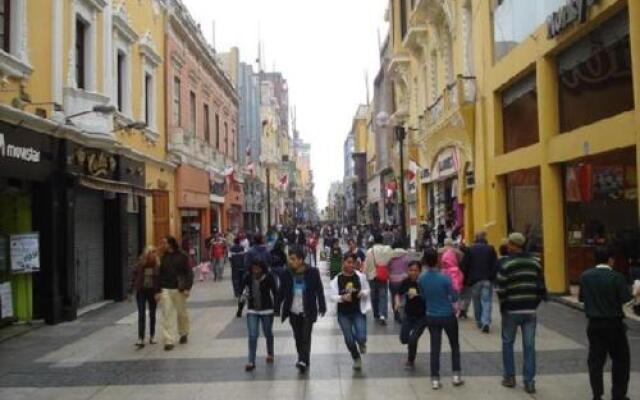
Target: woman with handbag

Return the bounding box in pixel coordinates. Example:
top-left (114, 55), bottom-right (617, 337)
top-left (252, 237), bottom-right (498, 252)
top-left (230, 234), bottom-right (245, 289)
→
top-left (364, 234), bottom-right (407, 325)
top-left (129, 246), bottom-right (161, 348)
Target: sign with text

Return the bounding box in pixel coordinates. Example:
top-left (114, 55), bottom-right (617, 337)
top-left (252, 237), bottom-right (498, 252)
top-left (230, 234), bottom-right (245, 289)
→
top-left (10, 233), bottom-right (40, 273)
top-left (547, 0), bottom-right (598, 39)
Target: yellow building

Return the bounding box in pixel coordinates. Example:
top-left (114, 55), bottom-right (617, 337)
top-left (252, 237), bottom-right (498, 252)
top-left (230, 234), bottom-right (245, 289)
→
top-left (387, 0), bottom-right (477, 244)
top-left (470, 0), bottom-right (640, 293)
top-left (0, 0), bottom-right (175, 324)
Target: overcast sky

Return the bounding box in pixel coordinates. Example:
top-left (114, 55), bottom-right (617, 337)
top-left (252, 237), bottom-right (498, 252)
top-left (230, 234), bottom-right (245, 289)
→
top-left (182, 0), bottom-right (388, 210)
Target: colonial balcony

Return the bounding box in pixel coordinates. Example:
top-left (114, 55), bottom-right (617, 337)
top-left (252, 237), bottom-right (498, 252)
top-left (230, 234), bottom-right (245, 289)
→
top-left (169, 127), bottom-right (227, 172)
top-left (423, 75), bottom-right (476, 135)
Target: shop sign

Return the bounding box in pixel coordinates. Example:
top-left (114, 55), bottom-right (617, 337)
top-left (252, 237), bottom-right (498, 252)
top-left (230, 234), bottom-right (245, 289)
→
top-left (421, 168), bottom-right (431, 183)
top-left (68, 145), bottom-right (118, 179)
top-left (547, 0), bottom-right (598, 39)
top-left (429, 147), bottom-right (459, 182)
top-left (10, 233), bottom-right (40, 273)
top-left (0, 133), bottom-right (41, 163)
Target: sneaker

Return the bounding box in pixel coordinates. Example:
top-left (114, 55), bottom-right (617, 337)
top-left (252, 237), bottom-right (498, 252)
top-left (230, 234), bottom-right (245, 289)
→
top-left (379, 316), bottom-right (387, 326)
top-left (179, 335), bottom-right (188, 344)
top-left (135, 339), bottom-right (145, 348)
top-left (266, 355), bottom-right (274, 364)
top-left (358, 343), bottom-right (367, 355)
top-left (404, 360), bottom-right (415, 371)
top-left (164, 344), bottom-right (174, 351)
top-left (501, 376), bottom-right (516, 388)
top-left (245, 363), bottom-right (256, 372)
top-left (431, 379), bottom-right (441, 390)
top-left (352, 358), bottom-right (362, 371)
top-left (149, 337), bottom-right (157, 345)
top-left (524, 382), bottom-right (536, 394)
top-left (481, 325), bottom-right (490, 334)
top-left (295, 361), bottom-right (307, 373)
top-left (453, 374), bottom-right (465, 386)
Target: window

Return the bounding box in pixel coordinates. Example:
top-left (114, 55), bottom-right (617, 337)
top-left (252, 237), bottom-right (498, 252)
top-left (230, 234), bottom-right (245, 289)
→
top-left (203, 104), bottom-right (210, 144)
top-left (558, 10), bottom-right (634, 133)
top-left (189, 91), bottom-right (196, 136)
top-left (224, 122), bottom-right (229, 155)
top-left (493, 0), bottom-right (565, 61)
top-left (116, 51), bottom-right (125, 112)
top-left (0, 0), bottom-right (10, 52)
top-left (144, 73), bottom-right (153, 124)
top-left (173, 77), bottom-right (181, 126)
top-left (215, 113), bottom-right (220, 148)
top-left (75, 17), bottom-right (87, 89)
top-left (501, 73), bottom-right (538, 153)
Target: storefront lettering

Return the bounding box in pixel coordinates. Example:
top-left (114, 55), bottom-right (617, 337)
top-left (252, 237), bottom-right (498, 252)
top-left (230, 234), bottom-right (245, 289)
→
top-left (71, 148), bottom-right (117, 178)
top-left (547, 0), bottom-right (598, 39)
top-left (0, 133), bottom-right (41, 163)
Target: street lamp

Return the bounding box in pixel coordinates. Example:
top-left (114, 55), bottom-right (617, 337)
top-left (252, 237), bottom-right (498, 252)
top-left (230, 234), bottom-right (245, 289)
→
top-left (376, 111), bottom-right (408, 247)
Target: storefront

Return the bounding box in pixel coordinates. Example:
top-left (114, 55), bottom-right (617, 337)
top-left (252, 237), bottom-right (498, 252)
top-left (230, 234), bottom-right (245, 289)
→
top-left (176, 164), bottom-right (211, 264)
top-left (0, 122), bottom-right (61, 324)
top-left (423, 147), bottom-right (465, 240)
top-left (564, 148), bottom-right (638, 283)
top-left (66, 143), bottom-right (148, 311)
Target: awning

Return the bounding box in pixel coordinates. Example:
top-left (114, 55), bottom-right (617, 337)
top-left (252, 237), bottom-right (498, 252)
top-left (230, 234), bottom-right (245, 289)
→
top-left (76, 175), bottom-right (152, 197)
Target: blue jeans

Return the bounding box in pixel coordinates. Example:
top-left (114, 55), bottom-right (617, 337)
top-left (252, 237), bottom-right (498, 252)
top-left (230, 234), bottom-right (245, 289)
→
top-left (370, 280), bottom-right (389, 320)
top-left (247, 313), bottom-right (274, 364)
top-left (472, 280), bottom-right (493, 327)
top-left (502, 313), bottom-right (537, 385)
top-left (337, 312), bottom-right (367, 360)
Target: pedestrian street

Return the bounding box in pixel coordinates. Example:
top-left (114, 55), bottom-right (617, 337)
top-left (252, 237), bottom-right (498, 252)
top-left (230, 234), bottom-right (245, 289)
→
top-left (0, 258), bottom-right (638, 400)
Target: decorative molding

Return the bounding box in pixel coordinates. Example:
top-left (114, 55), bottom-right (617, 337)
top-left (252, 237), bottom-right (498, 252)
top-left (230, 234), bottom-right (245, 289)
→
top-left (0, 49), bottom-right (33, 78)
top-left (80, 0), bottom-right (108, 11)
top-left (138, 31), bottom-right (162, 67)
top-left (113, 4), bottom-right (139, 44)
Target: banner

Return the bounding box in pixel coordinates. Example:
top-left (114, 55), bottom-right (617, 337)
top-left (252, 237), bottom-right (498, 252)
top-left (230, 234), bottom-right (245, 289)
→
top-left (10, 233), bottom-right (40, 273)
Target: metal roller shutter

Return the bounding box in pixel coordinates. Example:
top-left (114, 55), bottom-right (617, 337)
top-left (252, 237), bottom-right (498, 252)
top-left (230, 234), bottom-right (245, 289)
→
top-left (74, 189), bottom-right (105, 308)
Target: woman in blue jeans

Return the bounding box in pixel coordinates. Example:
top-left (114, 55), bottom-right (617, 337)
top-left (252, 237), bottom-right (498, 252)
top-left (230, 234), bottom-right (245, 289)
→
top-left (418, 247), bottom-right (464, 390)
top-left (330, 253), bottom-right (371, 371)
top-left (239, 260), bottom-right (279, 371)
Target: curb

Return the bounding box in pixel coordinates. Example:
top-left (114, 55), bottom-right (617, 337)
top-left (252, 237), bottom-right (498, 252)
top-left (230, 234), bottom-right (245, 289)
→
top-left (0, 321), bottom-right (45, 344)
top-left (549, 295), bottom-right (585, 312)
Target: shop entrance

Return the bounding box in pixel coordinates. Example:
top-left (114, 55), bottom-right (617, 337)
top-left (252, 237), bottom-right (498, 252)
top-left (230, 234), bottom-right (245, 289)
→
top-left (564, 147), bottom-right (638, 283)
top-left (180, 210), bottom-right (202, 265)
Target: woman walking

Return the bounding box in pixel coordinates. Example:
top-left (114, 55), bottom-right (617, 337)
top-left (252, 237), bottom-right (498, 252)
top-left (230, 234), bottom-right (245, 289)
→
top-left (330, 253), bottom-right (371, 371)
top-left (130, 246), bottom-right (161, 348)
top-left (239, 260), bottom-right (279, 372)
top-left (395, 261), bottom-right (426, 370)
top-left (418, 247), bottom-right (464, 389)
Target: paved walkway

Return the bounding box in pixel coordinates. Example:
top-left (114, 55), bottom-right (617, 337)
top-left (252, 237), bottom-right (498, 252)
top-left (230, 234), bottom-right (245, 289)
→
top-left (0, 259), bottom-right (639, 400)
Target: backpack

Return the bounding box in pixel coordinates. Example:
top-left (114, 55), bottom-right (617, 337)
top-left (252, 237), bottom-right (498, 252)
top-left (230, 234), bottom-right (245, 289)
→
top-left (372, 248), bottom-right (389, 282)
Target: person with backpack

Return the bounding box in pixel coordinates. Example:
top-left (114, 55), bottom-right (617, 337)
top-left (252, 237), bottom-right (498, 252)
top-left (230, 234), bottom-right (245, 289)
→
top-left (239, 260), bottom-right (279, 372)
top-left (395, 260), bottom-right (426, 370)
top-left (279, 246), bottom-right (326, 373)
top-left (329, 253), bottom-right (371, 371)
top-left (210, 235), bottom-right (227, 281)
top-left (364, 234), bottom-right (407, 325)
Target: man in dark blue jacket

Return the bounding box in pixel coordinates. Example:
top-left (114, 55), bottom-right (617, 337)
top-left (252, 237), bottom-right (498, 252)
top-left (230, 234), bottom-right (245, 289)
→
top-left (245, 234), bottom-right (272, 271)
top-left (464, 231), bottom-right (498, 333)
top-left (279, 246), bottom-right (326, 373)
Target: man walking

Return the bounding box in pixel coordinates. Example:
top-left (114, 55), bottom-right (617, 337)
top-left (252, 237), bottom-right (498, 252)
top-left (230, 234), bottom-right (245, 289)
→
top-left (279, 246), bottom-right (326, 373)
top-left (158, 236), bottom-right (194, 351)
top-left (497, 232), bottom-right (547, 394)
top-left (229, 238), bottom-right (247, 299)
top-left (579, 247), bottom-right (633, 400)
top-left (464, 232), bottom-right (498, 332)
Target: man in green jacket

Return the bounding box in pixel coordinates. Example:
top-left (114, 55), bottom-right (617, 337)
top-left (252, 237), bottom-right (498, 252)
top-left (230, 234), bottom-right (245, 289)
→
top-left (579, 247), bottom-right (633, 400)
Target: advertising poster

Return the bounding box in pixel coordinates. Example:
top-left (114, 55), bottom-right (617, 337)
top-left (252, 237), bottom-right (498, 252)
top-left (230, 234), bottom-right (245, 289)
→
top-left (10, 233), bottom-right (40, 273)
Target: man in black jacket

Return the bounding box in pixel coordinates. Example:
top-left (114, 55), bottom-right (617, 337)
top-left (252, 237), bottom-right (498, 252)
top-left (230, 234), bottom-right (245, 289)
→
top-left (158, 236), bottom-right (194, 351)
top-left (229, 238), bottom-right (247, 299)
top-left (579, 247), bottom-right (633, 400)
top-left (279, 246), bottom-right (326, 373)
top-left (464, 231), bottom-right (498, 332)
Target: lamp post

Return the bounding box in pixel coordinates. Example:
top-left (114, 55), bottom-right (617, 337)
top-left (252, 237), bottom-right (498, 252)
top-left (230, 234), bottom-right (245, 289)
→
top-left (395, 125), bottom-right (407, 247)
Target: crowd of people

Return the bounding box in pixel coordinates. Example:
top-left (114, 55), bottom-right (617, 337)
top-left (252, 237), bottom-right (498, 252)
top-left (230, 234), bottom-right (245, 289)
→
top-left (127, 223), bottom-right (640, 400)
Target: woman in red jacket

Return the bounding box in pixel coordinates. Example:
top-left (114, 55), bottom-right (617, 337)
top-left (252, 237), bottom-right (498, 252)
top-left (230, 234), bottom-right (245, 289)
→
top-left (130, 246), bottom-right (161, 348)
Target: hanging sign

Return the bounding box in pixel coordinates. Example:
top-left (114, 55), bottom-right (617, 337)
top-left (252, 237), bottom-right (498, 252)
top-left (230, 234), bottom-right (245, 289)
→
top-left (547, 0), bottom-right (599, 39)
top-left (10, 233), bottom-right (40, 273)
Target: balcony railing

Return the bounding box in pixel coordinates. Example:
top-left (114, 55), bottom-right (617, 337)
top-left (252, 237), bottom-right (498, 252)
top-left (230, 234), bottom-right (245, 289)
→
top-left (425, 75), bottom-right (476, 129)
